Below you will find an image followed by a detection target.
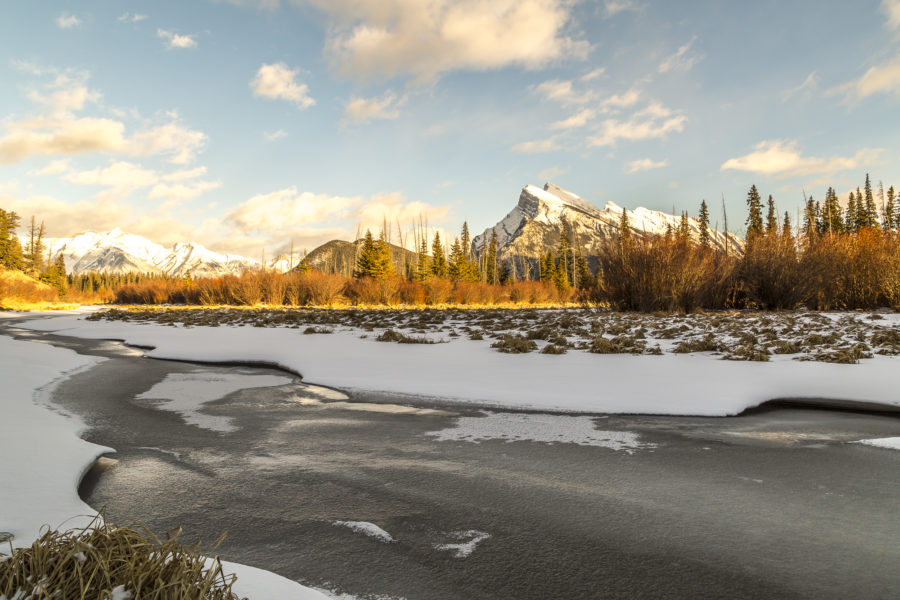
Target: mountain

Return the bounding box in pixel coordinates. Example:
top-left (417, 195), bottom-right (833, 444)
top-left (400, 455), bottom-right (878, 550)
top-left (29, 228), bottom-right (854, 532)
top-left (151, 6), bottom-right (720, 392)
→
top-left (472, 183), bottom-right (742, 276)
top-left (43, 229), bottom-right (260, 277)
top-left (305, 239), bottom-right (418, 277)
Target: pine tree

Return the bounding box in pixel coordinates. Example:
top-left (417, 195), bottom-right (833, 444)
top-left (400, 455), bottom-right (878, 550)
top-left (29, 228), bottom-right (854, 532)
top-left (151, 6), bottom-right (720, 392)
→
top-left (557, 221), bottom-right (573, 285)
top-left (540, 250), bottom-right (557, 283)
top-left (698, 200), bottom-right (711, 247)
top-left (0, 209), bottom-right (24, 270)
top-left (354, 230), bottom-right (378, 278)
top-left (677, 211), bottom-right (691, 243)
top-left (24, 217), bottom-right (46, 277)
top-left (575, 253), bottom-right (591, 290)
top-left (745, 185), bottom-right (764, 242)
top-left (854, 187), bottom-right (868, 230)
top-left (447, 238), bottom-right (464, 281)
top-left (864, 174), bottom-right (878, 228)
top-left (802, 196), bottom-right (818, 242)
top-left (882, 186), bottom-right (895, 232)
top-left (373, 230), bottom-right (393, 278)
top-left (781, 211), bottom-right (794, 247)
top-left (823, 187), bottom-right (842, 234)
top-left (485, 229), bottom-right (498, 284)
top-left (460, 222), bottom-right (471, 261)
top-left (498, 260), bottom-right (513, 284)
top-left (618, 206), bottom-right (631, 247)
top-left (416, 236), bottom-right (430, 281)
top-left (43, 254), bottom-right (68, 295)
top-left (765, 195), bottom-right (777, 236)
top-left (430, 231), bottom-right (447, 278)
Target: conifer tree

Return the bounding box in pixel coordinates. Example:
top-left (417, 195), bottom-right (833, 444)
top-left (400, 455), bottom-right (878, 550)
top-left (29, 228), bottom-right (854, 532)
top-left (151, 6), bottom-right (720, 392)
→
top-left (845, 192), bottom-right (856, 232)
top-left (485, 229), bottom-right (498, 284)
top-left (575, 253), bottom-right (591, 290)
top-left (802, 196), bottom-right (818, 242)
top-left (765, 195), bottom-right (777, 236)
top-left (618, 206), bottom-right (631, 247)
top-left (416, 236), bottom-right (430, 281)
top-left (24, 217), bottom-right (46, 277)
top-left (430, 231), bottom-right (447, 278)
top-left (882, 186), bottom-right (895, 232)
top-left (698, 200), bottom-right (711, 247)
top-left (677, 211), bottom-right (691, 243)
top-left (854, 187), bottom-right (868, 230)
top-left (374, 230), bottom-right (393, 278)
top-left (354, 230), bottom-right (378, 278)
top-left (822, 187), bottom-right (842, 234)
top-left (781, 211), bottom-right (794, 247)
top-left (863, 174), bottom-right (878, 228)
top-left (447, 238), bottom-right (464, 281)
top-left (540, 249), bottom-right (557, 283)
top-left (0, 209), bottom-right (24, 270)
top-left (498, 260), bottom-right (513, 284)
top-left (460, 222), bottom-right (471, 261)
top-left (557, 221), bottom-right (573, 285)
top-left (745, 185), bottom-right (764, 242)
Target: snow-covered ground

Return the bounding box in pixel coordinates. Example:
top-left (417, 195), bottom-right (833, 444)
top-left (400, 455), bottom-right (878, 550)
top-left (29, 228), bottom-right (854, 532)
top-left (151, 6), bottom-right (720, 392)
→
top-left (0, 332), bottom-right (329, 599)
top-left (14, 311), bottom-right (900, 417)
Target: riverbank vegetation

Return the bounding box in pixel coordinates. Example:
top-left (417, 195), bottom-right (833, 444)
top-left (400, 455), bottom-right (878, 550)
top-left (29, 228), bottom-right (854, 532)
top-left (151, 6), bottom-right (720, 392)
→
top-left (0, 519), bottom-right (240, 600)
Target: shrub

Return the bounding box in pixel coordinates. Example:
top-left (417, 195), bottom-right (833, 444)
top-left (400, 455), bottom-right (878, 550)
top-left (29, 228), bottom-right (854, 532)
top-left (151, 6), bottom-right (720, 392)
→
top-left (491, 334), bottom-right (538, 353)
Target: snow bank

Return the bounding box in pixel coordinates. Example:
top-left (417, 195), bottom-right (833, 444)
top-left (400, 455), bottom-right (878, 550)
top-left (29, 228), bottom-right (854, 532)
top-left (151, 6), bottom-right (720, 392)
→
top-left (0, 332), bottom-right (329, 599)
top-left (18, 313), bottom-right (900, 417)
top-left (0, 334), bottom-right (108, 547)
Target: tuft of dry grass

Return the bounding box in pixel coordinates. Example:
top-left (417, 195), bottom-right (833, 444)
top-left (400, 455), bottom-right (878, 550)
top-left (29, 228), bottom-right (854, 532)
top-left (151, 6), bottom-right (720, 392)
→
top-left (0, 519), bottom-right (241, 600)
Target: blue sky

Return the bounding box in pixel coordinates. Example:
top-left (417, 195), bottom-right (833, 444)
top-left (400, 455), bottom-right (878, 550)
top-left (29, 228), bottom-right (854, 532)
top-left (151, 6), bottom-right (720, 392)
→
top-left (1, 0), bottom-right (899, 256)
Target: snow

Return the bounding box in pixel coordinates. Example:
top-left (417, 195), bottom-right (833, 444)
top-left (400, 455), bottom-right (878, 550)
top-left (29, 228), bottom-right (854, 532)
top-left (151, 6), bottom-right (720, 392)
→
top-left (136, 371), bottom-right (293, 432)
top-left (0, 334), bottom-right (109, 548)
top-left (332, 521), bottom-right (395, 543)
top-left (425, 412), bottom-right (653, 452)
top-left (17, 313), bottom-right (900, 417)
top-left (0, 332), bottom-right (333, 599)
top-left (856, 437), bottom-right (900, 450)
top-left (434, 530), bottom-right (491, 558)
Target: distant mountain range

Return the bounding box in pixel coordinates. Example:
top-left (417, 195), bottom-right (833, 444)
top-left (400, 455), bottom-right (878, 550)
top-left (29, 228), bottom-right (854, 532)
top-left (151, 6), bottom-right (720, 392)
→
top-left (472, 183), bottom-right (741, 278)
top-left (37, 183), bottom-right (743, 277)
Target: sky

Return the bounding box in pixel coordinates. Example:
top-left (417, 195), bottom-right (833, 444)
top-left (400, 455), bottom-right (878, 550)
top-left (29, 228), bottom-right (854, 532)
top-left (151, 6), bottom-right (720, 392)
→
top-left (1, 0), bottom-right (899, 258)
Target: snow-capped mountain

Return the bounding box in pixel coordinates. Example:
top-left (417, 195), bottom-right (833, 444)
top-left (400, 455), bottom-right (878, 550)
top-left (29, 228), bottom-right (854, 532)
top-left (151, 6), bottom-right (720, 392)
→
top-left (43, 229), bottom-right (260, 277)
top-left (472, 183), bottom-right (742, 273)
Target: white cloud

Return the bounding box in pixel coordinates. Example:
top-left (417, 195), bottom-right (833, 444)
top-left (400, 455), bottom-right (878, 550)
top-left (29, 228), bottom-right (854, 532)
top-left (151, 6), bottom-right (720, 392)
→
top-left (129, 122), bottom-right (208, 164)
top-left (250, 63), bottom-right (315, 108)
top-left (588, 102), bottom-right (686, 147)
top-left (29, 159), bottom-right (71, 176)
top-left (511, 137), bottom-right (561, 154)
top-left (342, 92), bottom-right (404, 125)
top-left (604, 1), bottom-right (638, 17)
top-left (720, 140), bottom-right (883, 178)
top-left (63, 161), bottom-right (157, 189)
top-left (581, 67), bottom-right (606, 82)
top-left (118, 12), bottom-right (148, 23)
top-left (832, 55), bottom-right (900, 101)
top-left (658, 36), bottom-right (702, 74)
top-left (148, 180), bottom-right (222, 208)
top-left (550, 109), bottom-right (596, 130)
top-left (534, 79), bottom-right (592, 105)
top-left (538, 166), bottom-right (569, 181)
top-left (782, 71), bottom-right (819, 101)
top-left (56, 14), bottom-right (82, 29)
top-left (884, 0), bottom-right (900, 31)
top-left (0, 117), bottom-right (127, 164)
top-left (624, 158), bottom-right (668, 174)
top-left (157, 29), bottom-right (197, 49)
top-left (308, 0), bottom-right (590, 83)
top-left (27, 74), bottom-right (101, 116)
top-left (264, 129), bottom-right (288, 141)
top-left (226, 187), bottom-right (359, 232)
top-left (163, 166), bottom-right (207, 181)
top-left (600, 88), bottom-right (641, 111)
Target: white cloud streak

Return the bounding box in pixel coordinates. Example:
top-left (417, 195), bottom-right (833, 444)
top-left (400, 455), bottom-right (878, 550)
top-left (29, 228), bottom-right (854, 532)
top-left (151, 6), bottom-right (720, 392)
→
top-left (250, 63), bottom-right (315, 108)
top-left (342, 92), bottom-right (404, 125)
top-left (658, 36), bottom-right (702, 74)
top-left (624, 158), bottom-right (667, 174)
top-left (588, 102), bottom-right (685, 147)
top-left (720, 140), bottom-right (883, 178)
top-left (157, 29), bottom-right (197, 49)
top-left (56, 14), bottom-right (82, 29)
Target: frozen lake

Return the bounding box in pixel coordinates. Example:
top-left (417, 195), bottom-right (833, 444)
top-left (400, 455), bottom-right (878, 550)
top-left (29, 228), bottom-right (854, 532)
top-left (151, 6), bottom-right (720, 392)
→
top-left (11, 325), bottom-right (900, 600)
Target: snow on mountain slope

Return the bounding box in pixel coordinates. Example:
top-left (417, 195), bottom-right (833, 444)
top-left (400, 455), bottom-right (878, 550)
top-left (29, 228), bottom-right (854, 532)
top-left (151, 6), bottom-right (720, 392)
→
top-left (42, 229), bottom-right (259, 277)
top-left (472, 183), bottom-right (742, 264)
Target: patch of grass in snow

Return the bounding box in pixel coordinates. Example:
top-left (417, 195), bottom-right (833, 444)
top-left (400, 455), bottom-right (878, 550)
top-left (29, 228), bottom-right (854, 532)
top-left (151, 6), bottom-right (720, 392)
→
top-left (375, 329), bottom-right (438, 344)
top-left (0, 518), bottom-right (240, 600)
top-left (491, 334), bottom-right (537, 353)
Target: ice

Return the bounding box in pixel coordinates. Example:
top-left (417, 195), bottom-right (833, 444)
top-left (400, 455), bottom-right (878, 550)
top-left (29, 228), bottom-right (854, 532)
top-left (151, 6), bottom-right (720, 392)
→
top-left (425, 412), bottom-right (652, 452)
top-left (434, 530), bottom-right (491, 558)
top-left (856, 437), bottom-right (900, 451)
top-left (332, 521), bottom-right (395, 543)
top-left (136, 371), bottom-right (293, 432)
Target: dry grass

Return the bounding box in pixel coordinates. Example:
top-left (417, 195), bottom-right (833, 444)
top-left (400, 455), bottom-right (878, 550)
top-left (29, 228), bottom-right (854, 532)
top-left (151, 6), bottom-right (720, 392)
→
top-left (0, 519), bottom-right (241, 600)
